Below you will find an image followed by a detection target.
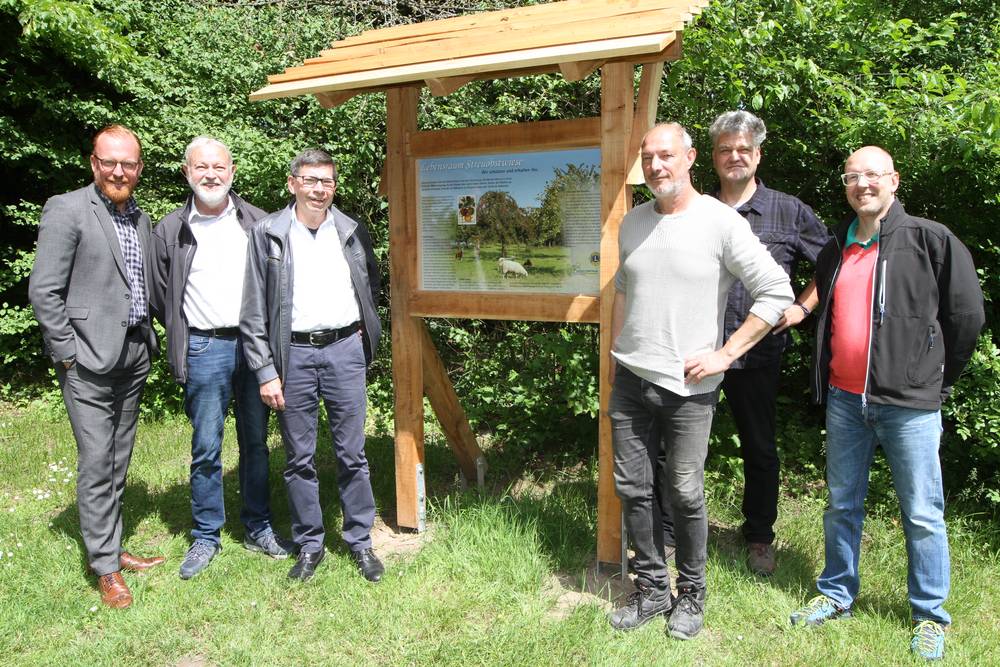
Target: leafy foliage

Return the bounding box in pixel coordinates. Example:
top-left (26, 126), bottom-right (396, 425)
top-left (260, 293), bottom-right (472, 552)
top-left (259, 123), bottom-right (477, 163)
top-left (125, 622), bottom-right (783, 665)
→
top-left (0, 0), bottom-right (998, 505)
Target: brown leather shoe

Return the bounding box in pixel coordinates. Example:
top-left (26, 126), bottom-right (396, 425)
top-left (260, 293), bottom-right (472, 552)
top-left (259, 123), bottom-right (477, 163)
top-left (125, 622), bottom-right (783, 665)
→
top-left (98, 572), bottom-right (133, 609)
top-left (120, 551), bottom-right (165, 572)
top-left (748, 542), bottom-right (776, 576)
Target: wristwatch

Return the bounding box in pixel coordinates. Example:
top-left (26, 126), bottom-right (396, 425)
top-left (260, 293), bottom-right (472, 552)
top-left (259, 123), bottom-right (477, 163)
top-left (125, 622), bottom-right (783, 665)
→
top-left (794, 301), bottom-right (811, 317)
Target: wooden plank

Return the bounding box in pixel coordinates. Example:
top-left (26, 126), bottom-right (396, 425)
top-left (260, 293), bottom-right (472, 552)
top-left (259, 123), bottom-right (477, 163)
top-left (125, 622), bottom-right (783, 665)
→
top-left (314, 90), bottom-right (361, 108)
top-left (626, 60), bottom-right (664, 185)
top-left (269, 10), bottom-right (688, 83)
top-left (312, 1), bottom-right (701, 55)
top-left (425, 75), bottom-right (475, 97)
top-left (387, 86), bottom-right (426, 531)
top-left (250, 33), bottom-right (674, 101)
top-left (559, 59), bottom-right (604, 82)
top-left (418, 321), bottom-right (485, 482)
top-left (409, 117), bottom-right (600, 158)
top-left (409, 291), bottom-right (600, 323)
top-left (597, 62), bottom-right (634, 565)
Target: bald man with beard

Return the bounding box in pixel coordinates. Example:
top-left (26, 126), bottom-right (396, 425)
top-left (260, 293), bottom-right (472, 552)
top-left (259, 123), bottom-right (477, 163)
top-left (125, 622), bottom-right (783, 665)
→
top-left (790, 146), bottom-right (984, 662)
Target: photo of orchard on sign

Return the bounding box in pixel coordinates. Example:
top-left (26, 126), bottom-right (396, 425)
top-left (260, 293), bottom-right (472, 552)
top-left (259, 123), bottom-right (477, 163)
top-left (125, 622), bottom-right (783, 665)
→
top-left (252, 0), bottom-right (710, 565)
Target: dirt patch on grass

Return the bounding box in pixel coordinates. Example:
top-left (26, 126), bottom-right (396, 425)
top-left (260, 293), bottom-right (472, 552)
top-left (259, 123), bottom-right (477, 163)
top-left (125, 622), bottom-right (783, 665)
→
top-left (544, 559), bottom-right (640, 620)
top-left (370, 512), bottom-right (432, 559)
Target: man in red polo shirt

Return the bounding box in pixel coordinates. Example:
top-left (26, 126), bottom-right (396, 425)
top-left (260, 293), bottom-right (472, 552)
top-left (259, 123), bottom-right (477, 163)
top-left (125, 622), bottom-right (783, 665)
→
top-left (790, 146), bottom-right (984, 662)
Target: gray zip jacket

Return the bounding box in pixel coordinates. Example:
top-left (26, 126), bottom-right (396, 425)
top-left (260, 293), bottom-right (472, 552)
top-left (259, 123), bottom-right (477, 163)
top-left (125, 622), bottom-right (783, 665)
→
top-left (150, 192), bottom-right (266, 383)
top-left (239, 203), bottom-right (382, 385)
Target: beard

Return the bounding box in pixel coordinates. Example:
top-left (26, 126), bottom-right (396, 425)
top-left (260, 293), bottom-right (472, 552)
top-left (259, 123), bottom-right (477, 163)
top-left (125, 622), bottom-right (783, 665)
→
top-left (189, 177), bottom-right (232, 209)
top-left (98, 179), bottom-right (135, 205)
top-left (646, 177), bottom-right (682, 200)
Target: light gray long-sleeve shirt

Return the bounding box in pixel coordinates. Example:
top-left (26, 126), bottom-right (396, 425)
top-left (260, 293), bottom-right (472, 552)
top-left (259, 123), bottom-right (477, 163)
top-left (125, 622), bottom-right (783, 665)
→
top-left (613, 195), bottom-right (794, 396)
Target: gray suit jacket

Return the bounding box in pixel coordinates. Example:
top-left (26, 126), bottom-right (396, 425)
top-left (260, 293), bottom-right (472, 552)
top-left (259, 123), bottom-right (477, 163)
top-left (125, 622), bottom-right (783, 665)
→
top-left (29, 184), bottom-right (158, 374)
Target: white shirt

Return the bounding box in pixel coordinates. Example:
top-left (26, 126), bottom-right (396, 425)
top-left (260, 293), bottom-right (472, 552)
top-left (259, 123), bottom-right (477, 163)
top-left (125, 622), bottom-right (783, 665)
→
top-left (183, 197), bottom-right (248, 329)
top-left (289, 206), bottom-right (360, 332)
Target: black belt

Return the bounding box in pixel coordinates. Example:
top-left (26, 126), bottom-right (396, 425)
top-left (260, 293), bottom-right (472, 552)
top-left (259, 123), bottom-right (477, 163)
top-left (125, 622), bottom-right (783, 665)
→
top-left (291, 322), bottom-right (360, 347)
top-left (189, 326), bottom-right (240, 338)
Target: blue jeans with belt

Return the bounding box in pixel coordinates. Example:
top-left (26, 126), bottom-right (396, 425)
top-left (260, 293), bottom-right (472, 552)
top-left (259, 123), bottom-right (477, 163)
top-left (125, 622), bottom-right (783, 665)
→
top-left (184, 333), bottom-right (273, 545)
top-left (818, 385), bottom-right (950, 624)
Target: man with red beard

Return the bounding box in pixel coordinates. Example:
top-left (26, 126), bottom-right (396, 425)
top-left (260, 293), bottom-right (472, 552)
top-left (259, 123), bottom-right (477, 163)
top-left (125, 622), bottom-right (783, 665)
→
top-left (151, 136), bottom-right (292, 580)
top-left (29, 124), bottom-right (164, 609)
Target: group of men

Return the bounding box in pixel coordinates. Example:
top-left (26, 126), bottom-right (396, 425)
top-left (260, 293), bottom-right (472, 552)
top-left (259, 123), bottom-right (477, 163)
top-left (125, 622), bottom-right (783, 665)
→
top-left (28, 125), bottom-right (385, 612)
top-left (28, 112), bottom-right (983, 661)
top-left (608, 113), bottom-right (983, 661)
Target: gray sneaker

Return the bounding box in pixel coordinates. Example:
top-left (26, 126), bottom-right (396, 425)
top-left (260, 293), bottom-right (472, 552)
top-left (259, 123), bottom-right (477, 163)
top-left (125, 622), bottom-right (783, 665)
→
top-left (244, 531), bottom-right (294, 560)
top-left (179, 540), bottom-right (220, 579)
top-left (667, 585), bottom-right (705, 640)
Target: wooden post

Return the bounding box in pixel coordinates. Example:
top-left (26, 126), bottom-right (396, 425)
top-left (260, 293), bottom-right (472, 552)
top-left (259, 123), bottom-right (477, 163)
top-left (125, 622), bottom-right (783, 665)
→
top-left (386, 86), bottom-right (426, 531)
top-left (418, 320), bottom-right (486, 482)
top-left (597, 62), bottom-right (634, 564)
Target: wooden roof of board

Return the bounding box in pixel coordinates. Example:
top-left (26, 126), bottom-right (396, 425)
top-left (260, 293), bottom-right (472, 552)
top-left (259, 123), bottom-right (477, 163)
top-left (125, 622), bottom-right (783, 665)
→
top-left (250, 0), bottom-right (710, 107)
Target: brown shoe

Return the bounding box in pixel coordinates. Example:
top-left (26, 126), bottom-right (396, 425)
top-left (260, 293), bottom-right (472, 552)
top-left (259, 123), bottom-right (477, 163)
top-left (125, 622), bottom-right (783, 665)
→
top-left (98, 572), bottom-right (133, 609)
top-left (120, 551), bottom-right (165, 572)
top-left (748, 542), bottom-right (776, 576)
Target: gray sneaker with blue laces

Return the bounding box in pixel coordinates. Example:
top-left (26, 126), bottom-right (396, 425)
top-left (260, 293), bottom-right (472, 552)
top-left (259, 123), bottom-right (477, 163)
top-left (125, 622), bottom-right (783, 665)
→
top-left (244, 531), bottom-right (295, 559)
top-left (790, 595), bottom-right (851, 626)
top-left (179, 540), bottom-right (220, 579)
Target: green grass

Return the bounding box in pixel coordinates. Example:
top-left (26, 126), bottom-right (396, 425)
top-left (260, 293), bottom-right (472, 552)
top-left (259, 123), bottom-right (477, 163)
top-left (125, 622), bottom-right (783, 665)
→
top-left (1, 404), bottom-right (998, 666)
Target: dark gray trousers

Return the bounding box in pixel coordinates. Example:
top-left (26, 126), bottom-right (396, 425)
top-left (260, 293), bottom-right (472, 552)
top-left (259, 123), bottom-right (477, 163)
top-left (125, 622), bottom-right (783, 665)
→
top-left (278, 333), bottom-right (374, 553)
top-left (58, 331), bottom-right (150, 575)
top-left (609, 365), bottom-right (715, 593)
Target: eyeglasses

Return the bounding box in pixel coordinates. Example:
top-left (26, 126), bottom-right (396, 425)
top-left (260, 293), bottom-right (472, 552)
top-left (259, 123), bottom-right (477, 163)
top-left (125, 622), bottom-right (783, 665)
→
top-left (293, 174), bottom-right (336, 189)
top-left (92, 155), bottom-right (141, 173)
top-left (841, 170), bottom-right (892, 186)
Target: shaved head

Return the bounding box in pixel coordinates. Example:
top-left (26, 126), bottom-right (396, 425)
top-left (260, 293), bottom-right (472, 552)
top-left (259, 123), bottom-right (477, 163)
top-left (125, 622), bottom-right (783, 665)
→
top-left (846, 145), bottom-right (894, 173)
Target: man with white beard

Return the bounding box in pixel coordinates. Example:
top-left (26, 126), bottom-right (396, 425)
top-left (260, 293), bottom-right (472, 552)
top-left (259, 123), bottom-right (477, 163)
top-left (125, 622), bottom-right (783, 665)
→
top-left (151, 136), bottom-right (292, 579)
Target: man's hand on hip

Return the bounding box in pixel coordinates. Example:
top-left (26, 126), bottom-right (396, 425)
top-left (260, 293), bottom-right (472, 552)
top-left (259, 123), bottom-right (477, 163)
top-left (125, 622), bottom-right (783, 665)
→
top-left (683, 350), bottom-right (734, 385)
top-left (260, 378), bottom-right (285, 411)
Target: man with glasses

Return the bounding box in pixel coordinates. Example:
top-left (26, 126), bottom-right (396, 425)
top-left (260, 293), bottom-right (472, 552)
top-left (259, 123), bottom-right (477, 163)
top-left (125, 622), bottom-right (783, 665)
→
top-left (707, 110), bottom-right (830, 575)
top-left (29, 124), bottom-right (164, 609)
top-left (150, 136), bottom-right (292, 580)
top-left (790, 146), bottom-right (984, 661)
top-left (241, 148), bottom-right (384, 582)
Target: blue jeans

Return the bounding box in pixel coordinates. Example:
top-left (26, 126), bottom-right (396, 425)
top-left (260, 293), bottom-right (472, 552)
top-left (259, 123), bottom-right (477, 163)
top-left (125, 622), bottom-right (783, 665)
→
top-left (818, 386), bottom-right (950, 624)
top-left (609, 365), bottom-right (716, 593)
top-left (184, 334), bottom-right (273, 545)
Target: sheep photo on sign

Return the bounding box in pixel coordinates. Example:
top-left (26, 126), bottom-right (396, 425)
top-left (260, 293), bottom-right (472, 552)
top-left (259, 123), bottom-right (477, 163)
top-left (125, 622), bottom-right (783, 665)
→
top-left (416, 148), bottom-right (601, 294)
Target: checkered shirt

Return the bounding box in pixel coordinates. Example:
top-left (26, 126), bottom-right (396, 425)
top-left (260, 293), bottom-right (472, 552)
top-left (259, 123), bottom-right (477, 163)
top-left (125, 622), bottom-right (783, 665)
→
top-left (714, 180), bottom-right (831, 369)
top-left (96, 186), bottom-right (148, 326)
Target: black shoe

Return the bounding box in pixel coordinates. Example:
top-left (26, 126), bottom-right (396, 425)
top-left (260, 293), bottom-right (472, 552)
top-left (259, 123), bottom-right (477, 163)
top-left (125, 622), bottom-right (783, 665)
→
top-left (288, 549), bottom-right (325, 581)
top-left (608, 584), bottom-right (673, 631)
top-left (667, 585), bottom-right (706, 640)
top-left (350, 547), bottom-right (384, 583)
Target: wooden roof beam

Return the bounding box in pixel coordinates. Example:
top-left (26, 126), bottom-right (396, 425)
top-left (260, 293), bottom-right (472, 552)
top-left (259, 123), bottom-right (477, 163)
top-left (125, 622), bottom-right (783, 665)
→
top-left (251, 33), bottom-right (676, 102)
top-left (314, 90), bottom-right (362, 108)
top-left (559, 59), bottom-right (604, 82)
top-left (425, 75), bottom-right (476, 97)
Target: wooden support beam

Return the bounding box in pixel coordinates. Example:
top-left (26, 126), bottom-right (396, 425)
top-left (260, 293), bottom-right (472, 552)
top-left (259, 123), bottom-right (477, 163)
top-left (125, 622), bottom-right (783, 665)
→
top-left (597, 62), bottom-right (634, 565)
top-left (409, 117), bottom-right (600, 158)
top-left (387, 86), bottom-right (426, 531)
top-left (626, 60), bottom-right (664, 185)
top-left (418, 321), bottom-right (485, 482)
top-left (425, 75), bottom-right (475, 97)
top-left (558, 59), bottom-right (604, 82)
top-left (409, 291), bottom-right (599, 323)
top-left (314, 90), bottom-right (361, 109)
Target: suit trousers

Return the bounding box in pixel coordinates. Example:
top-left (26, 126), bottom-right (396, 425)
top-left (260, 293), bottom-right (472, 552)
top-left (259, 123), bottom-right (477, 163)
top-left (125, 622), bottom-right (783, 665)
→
top-left (58, 329), bottom-right (150, 575)
top-left (278, 333), bottom-right (375, 553)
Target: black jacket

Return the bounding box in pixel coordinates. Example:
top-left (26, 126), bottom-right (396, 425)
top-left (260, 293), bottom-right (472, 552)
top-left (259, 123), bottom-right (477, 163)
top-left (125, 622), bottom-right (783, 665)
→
top-left (150, 192), bottom-right (267, 383)
top-left (239, 204), bottom-right (381, 386)
top-left (812, 199), bottom-right (984, 410)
